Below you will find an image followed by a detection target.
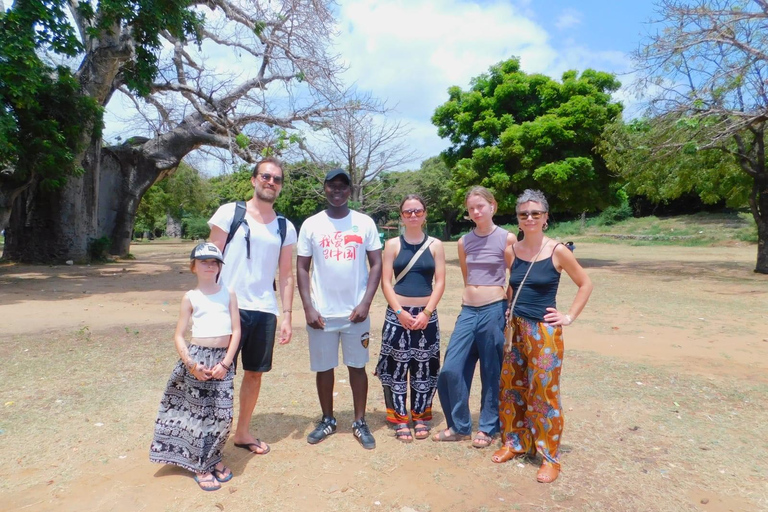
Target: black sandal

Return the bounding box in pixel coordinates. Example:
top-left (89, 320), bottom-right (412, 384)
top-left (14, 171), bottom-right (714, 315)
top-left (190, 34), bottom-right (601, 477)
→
top-left (413, 421), bottom-right (430, 440)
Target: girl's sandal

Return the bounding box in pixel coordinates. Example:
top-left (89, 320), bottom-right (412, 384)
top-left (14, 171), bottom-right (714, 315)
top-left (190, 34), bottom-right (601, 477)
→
top-left (212, 465), bottom-right (233, 483)
top-left (413, 422), bottom-right (430, 440)
top-left (395, 424), bottom-right (413, 443)
top-left (536, 463), bottom-right (560, 484)
top-left (193, 472), bottom-right (221, 492)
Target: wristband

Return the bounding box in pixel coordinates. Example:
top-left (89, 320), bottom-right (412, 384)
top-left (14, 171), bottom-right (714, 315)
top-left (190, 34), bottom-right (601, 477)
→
top-left (564, 314), bottom-right (573, 325)
top-left (186, 360), bottom-right (196, 371)
top-left (220, 360), bottom-right (231, 370)
top-left (422, 308), bottom-right (432, 318)
top-left (395, 309), bottom-right (402, 315)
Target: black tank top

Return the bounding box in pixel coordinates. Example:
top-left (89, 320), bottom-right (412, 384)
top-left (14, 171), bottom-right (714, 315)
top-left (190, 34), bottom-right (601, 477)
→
top-left (508, 245), bottom-right (562, 322)
top-left (393, 235), bottom-right (435, 297)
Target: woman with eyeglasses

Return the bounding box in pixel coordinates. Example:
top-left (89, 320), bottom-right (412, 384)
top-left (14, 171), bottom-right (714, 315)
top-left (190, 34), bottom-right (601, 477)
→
top-left (433, 186), bottom-right (515, 450)
top-left (492, 189), bottom-right (592, 484)
top-left (376, 195), bottom-right (446, 442)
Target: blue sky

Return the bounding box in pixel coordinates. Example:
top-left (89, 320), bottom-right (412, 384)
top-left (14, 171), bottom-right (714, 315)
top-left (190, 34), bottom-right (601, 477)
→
top-left (102, 0), bottom-right (661, 173)
top-left (328, 0), bottom-right (660, 168)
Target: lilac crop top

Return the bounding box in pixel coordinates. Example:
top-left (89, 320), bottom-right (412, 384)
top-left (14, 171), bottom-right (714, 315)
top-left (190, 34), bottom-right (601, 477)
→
top-left (462, 226), bottom-right (509, 286)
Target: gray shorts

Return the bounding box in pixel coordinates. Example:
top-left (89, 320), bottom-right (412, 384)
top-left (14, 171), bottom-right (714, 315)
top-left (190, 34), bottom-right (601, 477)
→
top-left (307, 317), bottom-right (371, 372)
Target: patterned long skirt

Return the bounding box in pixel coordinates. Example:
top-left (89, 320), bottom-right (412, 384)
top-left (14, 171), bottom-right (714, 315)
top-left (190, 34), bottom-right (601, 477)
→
top-left (499, 316), bottom-right (564, 468)
top-left (375, 306), bottom-right (440, 425)
top-left (149, 344), bottom-right (234, 473)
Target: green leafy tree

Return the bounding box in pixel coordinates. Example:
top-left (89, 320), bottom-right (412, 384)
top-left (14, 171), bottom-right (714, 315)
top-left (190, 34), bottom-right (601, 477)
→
top-left (600, 117), bottom-right (752, 208)
top-left (631, 0), bottom-right (768, 273)
top-left (432, 57), bottom-right (623, 214)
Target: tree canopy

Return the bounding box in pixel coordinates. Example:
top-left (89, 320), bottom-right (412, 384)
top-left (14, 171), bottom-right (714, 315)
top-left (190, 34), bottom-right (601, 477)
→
top-left (631, 0), bottom-right (768, 273)
top-left (432, 57), bottom-right (622, 214)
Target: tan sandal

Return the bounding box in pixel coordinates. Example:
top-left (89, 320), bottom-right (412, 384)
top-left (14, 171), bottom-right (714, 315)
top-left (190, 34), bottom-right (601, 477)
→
top-left (537, 462), bottom-right (560, 483)
top-left (432, 428), bottom-right (470, 442)
top-left (471, 431), bottom-right (493, 448)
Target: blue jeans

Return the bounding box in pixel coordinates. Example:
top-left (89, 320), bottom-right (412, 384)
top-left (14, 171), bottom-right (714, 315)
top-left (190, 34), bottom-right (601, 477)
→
top-left (436, 300), bottom-right (506, 436)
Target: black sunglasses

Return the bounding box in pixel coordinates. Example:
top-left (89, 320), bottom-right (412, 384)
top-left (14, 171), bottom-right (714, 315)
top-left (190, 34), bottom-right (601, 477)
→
top-left (258, 172), bottom-right (284, 185)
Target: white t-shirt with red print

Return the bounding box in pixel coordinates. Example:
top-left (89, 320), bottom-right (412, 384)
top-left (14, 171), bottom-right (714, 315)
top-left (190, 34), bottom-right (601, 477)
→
top-left (297, 210), bottom-right (381, 319)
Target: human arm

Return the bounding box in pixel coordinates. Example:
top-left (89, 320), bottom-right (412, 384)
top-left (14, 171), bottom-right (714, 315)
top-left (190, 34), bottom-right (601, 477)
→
top-left (209, 224), bottom-right (227, 253)
top-left (411, 240), bottom-right (446, 330)
top-left (277, 243), bottom-right (294, 344)
top-left (544, 244), bottom-right (593, 326)
top-left (458, 237), bottom-right (467, 286)
top-left (210, 291), bottom-right (240, 379)
top-left (297, 255), bottom-right (325, 329)
top-left (174, 293), bottom-right (210, 381)
top-left (350, 248), bottom-right (383, 323)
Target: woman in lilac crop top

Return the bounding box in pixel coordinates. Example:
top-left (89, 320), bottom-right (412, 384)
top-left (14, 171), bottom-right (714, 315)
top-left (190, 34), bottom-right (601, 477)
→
top-left (493, 190), bottom-right (592, 485)
top-left (434, 186), bottom-right (515, 449)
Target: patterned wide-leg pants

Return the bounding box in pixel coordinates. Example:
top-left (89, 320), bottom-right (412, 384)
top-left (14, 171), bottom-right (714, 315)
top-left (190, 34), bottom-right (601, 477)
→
top-left (499, 316), bottom-right (564, 468)
top-left (376, 306), bottom-right (440, 425)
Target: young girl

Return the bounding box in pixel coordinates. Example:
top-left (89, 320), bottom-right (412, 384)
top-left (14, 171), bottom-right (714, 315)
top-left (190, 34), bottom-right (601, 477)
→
top-left (377, 195), bottom-right (446, 442)
top-left (150, 242), bottom-right (241, 492)
top-left (433, 187), bottom-right (515, 448)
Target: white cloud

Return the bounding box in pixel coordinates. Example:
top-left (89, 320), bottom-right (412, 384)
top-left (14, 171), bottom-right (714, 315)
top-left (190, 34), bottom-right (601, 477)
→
top-left (555, 9), bottom-right (582, 30)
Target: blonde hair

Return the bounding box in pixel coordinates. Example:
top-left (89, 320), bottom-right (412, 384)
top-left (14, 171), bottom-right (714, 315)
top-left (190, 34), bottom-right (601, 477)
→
top-left (465, 186), bottom-right (497, 210)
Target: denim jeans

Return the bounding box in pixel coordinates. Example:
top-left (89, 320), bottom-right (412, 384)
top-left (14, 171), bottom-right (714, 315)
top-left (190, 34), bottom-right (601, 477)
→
top-left (436, 300), bottom-right (506, 436)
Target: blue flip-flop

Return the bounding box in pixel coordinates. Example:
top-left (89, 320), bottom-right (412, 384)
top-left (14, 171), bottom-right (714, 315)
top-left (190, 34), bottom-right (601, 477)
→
top-left (212, 466), bottom-right (233, 483)
top-left (193, 473), bottom-right (221, 491)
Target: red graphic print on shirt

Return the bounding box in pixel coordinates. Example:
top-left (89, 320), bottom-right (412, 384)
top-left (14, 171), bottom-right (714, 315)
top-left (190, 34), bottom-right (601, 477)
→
top-left (320, 231), bottom-right (361, 261)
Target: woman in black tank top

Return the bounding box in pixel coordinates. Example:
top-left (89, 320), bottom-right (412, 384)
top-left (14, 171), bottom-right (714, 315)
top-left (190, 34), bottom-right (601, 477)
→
top-left (377, 195), bottom-right (446, 442)
top-left (493, 190), bottom-right (593, 484)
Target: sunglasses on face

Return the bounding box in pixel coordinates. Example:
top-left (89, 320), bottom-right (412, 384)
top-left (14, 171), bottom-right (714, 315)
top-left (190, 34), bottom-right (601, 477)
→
top-left (517, 210), bottom-right (546, 220)
top-left (258, 172), bottom-right (284, 185)
top-left (402, 208), bottom-right (425, 218)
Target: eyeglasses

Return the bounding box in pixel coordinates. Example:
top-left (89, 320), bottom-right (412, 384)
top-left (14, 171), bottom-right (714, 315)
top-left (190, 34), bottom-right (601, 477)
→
top-left (402, 208), bottom-right (425, 218)
top-left (258, 173), bottom-right (284, 185)
top-left (517, 210), bottom-right (546, 220)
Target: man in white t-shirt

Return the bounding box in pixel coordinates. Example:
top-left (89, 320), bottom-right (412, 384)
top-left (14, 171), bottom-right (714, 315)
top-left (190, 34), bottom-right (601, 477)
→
top-left (297, 169), bottom-right (383, 450)
top-left (208, 157), bottom-right (297, 456)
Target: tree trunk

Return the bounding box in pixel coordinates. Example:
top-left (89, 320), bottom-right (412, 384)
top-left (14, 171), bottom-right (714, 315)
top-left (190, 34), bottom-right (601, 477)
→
top-left (753, 176), bottom-right (768, 274)
top-left (4, 139), bottom-right (102, 262)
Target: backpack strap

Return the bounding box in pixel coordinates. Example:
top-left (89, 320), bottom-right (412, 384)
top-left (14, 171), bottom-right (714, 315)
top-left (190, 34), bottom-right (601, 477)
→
top-left (394, 236), bottom-right (435, 285)
top-left (276, 214), bottom-right (287, 247)
top-left (224, 201), bottom-right (250, 259)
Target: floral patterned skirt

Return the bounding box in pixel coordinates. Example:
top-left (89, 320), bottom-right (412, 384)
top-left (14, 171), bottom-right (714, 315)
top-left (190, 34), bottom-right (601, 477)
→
top-left (499, 316), bottom-right (564, 468)
top-left (149, 344), bottom-right (234, 473)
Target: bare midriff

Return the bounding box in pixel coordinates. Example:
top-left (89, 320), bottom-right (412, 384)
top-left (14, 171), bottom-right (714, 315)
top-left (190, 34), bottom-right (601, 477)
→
top-left (462, 285), bottom-right (506, 307)
top-left (190, 334), bottom-right (230, 348)
top-left (396, 293), bottom-right (431, 308)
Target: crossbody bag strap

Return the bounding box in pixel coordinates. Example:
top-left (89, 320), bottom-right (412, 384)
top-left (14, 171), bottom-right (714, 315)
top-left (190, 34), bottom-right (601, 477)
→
top-left (508, 240), bottom-right (549, 320)
top-left (394, 236), bottom-right (435, 285)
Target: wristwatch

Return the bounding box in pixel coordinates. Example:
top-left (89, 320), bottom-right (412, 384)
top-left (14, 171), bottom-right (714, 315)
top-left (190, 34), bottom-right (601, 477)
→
top-left (395, 309), bottom-right (402, 315)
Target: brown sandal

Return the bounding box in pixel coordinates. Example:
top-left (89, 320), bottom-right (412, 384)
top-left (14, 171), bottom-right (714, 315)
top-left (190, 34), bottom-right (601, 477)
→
top-left (491, 444), bottom-right (536, 463)
top-left (413, 422), bottom-right (430, 440)
top-left (395, 424), bottom-right (413, 443)
top-left (537, 462), bottom-right (560, 483)
top-left (432, 428), bottom-right (470, 442)
top-left (471, 431), bottom-right (493, 448)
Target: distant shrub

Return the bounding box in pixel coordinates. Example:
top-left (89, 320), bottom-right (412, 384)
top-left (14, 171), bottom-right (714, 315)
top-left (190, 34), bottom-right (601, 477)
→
top-left (183, 217), bottom-right (210, 239)
top-left (596, 204), bottom-right (633, 226)
top-left (89, 236), bottom-right (112, 262)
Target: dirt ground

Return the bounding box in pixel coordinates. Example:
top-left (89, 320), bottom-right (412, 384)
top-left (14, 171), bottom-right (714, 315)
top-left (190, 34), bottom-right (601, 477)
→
top-left (1, 240), bottom-right (767, 511)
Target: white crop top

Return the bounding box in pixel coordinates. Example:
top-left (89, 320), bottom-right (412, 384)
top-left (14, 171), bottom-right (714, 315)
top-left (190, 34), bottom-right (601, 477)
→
top-left (188, 287), bottom-right (233, 338)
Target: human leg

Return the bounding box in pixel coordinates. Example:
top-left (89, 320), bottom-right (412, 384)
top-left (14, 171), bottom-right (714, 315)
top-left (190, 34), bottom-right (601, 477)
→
top-left (475, 301), bottom-right (506, 437)
top-left (376, 307), bottom-right (411, 425)
top-left (435, 306), bottom-right (478, 437)
top-left (495, 316), bottom-right (534, 463)
top-left (232, 310), bottom-right (276, 450)
top-left (526, 320), bottom-right (565, 472)
top-left (409, 307), bottom-right (440, 437)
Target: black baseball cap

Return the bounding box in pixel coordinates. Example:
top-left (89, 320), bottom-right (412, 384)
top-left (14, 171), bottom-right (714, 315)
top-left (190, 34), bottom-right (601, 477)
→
top-left (324, 168), bottom-right (351, 183)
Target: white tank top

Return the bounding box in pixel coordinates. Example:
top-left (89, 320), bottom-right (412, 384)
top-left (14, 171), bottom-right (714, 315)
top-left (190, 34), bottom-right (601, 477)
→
top-left (188, 287), bottom-right (233, 338)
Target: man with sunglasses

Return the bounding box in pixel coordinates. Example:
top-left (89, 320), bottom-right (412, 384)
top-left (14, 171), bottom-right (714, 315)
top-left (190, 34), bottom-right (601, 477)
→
top-left (297, 168), bottom-right (383, 449)
top-left (207, 157), bottom-right (297, 456)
